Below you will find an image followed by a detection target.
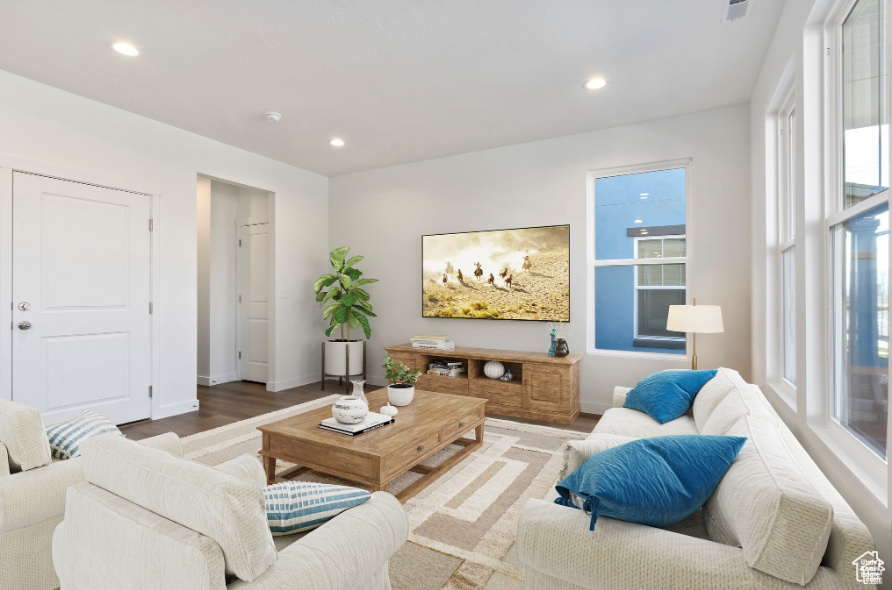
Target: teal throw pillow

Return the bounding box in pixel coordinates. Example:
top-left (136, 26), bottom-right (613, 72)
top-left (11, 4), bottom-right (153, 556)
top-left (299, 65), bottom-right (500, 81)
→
top-left (264, 481), bottom-right (371, 536)
top-left (46, 411), bottom-right (123, 460)
top-left (624, 369), bottom-right (717, 423)
top-left (555, 434), bottom-right (745, 530)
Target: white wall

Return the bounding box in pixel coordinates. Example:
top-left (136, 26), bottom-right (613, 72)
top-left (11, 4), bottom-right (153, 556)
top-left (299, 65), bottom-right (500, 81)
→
top-left (197, 176), bottom-right (211, 380)
top-left (330, 105), bottom-right (752, 414)
top-left (197, 179), bottom-right (272, 385)
top-left (750, 0), bottom-right (892, 574)
top-left (0, 69), bottom-right (329, 417)
top-left (208, 181), bottom-right (239, 383)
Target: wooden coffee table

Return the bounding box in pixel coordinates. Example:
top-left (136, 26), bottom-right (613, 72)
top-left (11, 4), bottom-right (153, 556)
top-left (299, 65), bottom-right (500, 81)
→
top-left (258, 388), bottom-right (486, 501)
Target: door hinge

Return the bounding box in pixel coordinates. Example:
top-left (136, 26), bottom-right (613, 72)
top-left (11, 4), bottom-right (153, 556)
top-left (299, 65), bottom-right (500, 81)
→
top-left (149, 302), bottom-right (153, 314)
top-left (238, 295), bottom-right (242, 303)
top-left (149, 219), bottom-right (154, 231)
top-left (239, 239), bottom-right (242, 247)
top-left (148, 385), bottom-right (153, 398)
top-left (238, 351), bottom-right (242, 359)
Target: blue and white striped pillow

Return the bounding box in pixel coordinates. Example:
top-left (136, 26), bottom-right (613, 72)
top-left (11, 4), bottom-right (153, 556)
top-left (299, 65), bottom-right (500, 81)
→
top-left (263, 481), bottom-right (371, 536)
top-left (46, 411), bottom-right (123, 460)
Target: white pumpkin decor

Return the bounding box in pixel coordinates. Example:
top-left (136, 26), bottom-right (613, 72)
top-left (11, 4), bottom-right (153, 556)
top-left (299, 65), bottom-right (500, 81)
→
top-left (379, 403), bottom-right (399, 417)
top-left (483, 360), bottom-right (505, 380)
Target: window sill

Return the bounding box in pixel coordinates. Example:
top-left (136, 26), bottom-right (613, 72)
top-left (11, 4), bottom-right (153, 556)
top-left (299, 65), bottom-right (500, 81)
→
top-left (765, 379), bottom-right (797, 411)
top-left (586, 347), bottom-right (691, 362)
top-left (809, 420), bottom-right (888, 508)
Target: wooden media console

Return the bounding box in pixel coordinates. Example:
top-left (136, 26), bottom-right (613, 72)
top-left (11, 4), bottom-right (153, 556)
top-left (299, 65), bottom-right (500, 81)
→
top-left (384, 344), bottom-right (581, 424)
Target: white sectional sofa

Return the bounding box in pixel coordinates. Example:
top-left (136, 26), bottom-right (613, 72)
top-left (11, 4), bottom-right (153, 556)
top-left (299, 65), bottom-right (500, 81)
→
top-left (517, 368), bottom-right (878, 590)
top-left (0, 398), bottom-right (180, 590)
top-left (52, 434), bottom-right (408, 589)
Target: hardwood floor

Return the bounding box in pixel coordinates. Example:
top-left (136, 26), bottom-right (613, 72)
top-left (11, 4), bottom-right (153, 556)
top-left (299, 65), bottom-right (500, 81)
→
top-left (120, 380), bottom-right (600, 440)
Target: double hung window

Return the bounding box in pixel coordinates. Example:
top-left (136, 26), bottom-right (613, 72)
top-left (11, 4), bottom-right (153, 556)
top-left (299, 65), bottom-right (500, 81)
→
top-left (830, 0), bottom-right (889, 459)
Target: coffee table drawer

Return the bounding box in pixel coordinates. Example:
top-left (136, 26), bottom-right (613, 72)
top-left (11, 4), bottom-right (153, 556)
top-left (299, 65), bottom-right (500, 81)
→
top-left (442, 408), bottom-right (483, 440)
top-left (385, 431), bottom-right (440, 479)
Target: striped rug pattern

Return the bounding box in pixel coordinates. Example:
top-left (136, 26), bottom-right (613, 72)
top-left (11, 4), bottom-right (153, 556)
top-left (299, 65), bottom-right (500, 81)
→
top-left (180, 396), bottom-right (588, 590)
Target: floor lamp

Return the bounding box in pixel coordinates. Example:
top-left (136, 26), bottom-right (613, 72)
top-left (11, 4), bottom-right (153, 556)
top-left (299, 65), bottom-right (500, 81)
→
top-left (666, 298), bottom-right (724, 370)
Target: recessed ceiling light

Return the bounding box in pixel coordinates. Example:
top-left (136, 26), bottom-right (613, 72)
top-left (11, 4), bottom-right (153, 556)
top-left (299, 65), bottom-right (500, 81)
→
top-left (583, 77), bottom-right (607, 90)
top-left (634, 219), bottom-right (643, 224)
top-left (264, 111), bottom-right (282, 123)
top-left (112, 42), bottom-right (139, 57)
top-left (640, 193), bottom-right (649, 199)
top-left (330, 138), bottom-right (345, 147)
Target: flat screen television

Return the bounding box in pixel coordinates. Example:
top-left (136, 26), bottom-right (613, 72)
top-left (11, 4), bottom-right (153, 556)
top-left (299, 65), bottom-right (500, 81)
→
top-left (421, 224), bottom-right (569, 321)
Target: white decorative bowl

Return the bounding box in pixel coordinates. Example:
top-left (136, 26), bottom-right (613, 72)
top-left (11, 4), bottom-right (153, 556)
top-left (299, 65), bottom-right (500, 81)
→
top-left (483, 360), bottom-right (505, 380)
top-left (332, 395), bottom-right (369, 424)
top-left (388, 385), bottom-right (415, 406)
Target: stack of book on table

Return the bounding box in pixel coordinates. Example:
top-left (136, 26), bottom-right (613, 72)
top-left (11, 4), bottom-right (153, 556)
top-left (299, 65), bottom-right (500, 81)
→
top-left (428, 360), bottom-right (466, 377)
top-left (319, 412), bottom-right (394, 436)
top-left (411, 334), bottom-right (455, 350)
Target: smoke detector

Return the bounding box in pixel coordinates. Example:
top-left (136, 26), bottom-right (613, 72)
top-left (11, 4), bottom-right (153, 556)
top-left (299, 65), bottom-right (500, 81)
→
top-left (264, 111), bottom-right (282, 123)
top-left (722, 0), bottom-right (750, 22)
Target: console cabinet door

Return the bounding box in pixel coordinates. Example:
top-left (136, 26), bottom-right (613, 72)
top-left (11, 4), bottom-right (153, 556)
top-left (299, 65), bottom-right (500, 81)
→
top-left (523, 364), bottom-right (568, 413)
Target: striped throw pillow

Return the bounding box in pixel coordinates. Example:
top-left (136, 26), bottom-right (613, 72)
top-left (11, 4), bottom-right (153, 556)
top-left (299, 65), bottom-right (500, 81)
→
top-left (264, 481), bottom-right (371, 536)
top-left (46, 411), bottom-right (123, 460)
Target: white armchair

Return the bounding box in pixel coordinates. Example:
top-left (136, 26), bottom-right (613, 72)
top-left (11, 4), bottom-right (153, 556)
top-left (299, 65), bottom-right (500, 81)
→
top-left (0, 398), bottom-right (180, 589)
top-left (52, 434), bottom-right (409, 589)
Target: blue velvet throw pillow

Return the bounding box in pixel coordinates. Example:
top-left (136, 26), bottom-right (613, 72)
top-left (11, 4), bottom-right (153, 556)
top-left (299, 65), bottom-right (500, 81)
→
top-left (623, 369), bottom-right (718, 424)
top-left (555, 435), bottom-right (745, 531)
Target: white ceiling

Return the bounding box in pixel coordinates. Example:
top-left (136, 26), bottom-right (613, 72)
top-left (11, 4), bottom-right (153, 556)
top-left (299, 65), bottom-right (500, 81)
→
top-left (0, 1), bottom-right (784, 176)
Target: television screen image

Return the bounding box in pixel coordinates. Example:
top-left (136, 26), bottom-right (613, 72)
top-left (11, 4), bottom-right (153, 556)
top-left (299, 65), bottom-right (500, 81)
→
top-left (422, 225), bottom-right (569, 321)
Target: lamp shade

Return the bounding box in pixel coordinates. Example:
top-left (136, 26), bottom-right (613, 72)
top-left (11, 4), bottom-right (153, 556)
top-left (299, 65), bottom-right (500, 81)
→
top-left (666, 305), bottom-right (724, 334)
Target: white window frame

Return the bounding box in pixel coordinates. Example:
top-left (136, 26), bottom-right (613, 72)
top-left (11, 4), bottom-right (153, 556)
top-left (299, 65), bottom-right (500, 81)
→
top-left (632, 235), bottom-right (687, 344)
top-left (778, 89), bottom-right (798, 393)
top-left (586, 158), bottom-right (692, 360)
top-left (815, 0), bottom-right (890, 485)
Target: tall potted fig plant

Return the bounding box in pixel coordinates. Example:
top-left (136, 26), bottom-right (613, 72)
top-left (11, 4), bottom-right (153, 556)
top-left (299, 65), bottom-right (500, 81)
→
top-left (314, 246), bottom-right (377, 382)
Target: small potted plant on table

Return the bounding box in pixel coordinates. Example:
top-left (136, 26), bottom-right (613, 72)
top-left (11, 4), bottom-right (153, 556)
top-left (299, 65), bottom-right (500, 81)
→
top-left (383, 356), bottom-right (421, 406)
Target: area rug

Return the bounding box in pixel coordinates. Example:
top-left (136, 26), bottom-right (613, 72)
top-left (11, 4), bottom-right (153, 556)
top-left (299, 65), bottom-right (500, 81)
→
top-left (180, 396), bottom-right (589, 590)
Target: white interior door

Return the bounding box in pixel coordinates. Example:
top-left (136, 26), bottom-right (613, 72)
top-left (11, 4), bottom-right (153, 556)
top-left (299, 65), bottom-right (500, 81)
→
top-left (238, 222), bottom-right (269, 383)
top-left (11, 172), bottom-right (152, 425)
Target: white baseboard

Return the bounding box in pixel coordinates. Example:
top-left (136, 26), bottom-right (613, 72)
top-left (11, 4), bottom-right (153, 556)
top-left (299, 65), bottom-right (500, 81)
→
top-left (267, 373), bottom-right (318, 392)
top-left (154, 399), bottom-right (200, 420)
top-left (268, 373), bottom-right (389, 392)
top-left (580, 401), bottom-right (610, 416)
top-left (197, 373), bottom-right (238, 387)
top-left (364, 374), bottom-right (388, 388)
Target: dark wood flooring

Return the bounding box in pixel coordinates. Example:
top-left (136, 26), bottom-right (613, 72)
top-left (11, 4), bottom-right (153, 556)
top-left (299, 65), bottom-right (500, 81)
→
top-left (120, 380), bottom-right (600, 441)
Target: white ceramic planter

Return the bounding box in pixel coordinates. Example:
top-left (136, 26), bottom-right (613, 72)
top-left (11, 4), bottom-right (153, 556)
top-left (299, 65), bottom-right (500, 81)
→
top-left (332, 395), bottom-right (369, 424)
top-left (387, 384), bottom-right (415, 406)
top-left (323, 340), bottom-right (364, 377)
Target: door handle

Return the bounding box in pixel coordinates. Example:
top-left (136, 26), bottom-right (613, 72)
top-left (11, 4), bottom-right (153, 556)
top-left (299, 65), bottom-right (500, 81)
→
top-left (17, 321), bottom-right (31, 330)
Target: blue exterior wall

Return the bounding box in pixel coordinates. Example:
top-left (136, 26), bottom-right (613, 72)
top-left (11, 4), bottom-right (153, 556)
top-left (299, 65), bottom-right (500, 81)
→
top-left (594, 168), bottom-right (686, 353)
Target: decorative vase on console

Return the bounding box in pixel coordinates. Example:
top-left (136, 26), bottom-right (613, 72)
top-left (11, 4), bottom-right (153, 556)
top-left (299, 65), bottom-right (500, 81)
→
top-left (554, 338), bottom-right (570, 357)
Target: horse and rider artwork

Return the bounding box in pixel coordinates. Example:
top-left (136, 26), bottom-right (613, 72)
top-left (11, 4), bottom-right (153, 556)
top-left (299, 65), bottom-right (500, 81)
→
top-left (421, 225), bottom-right (570, 321)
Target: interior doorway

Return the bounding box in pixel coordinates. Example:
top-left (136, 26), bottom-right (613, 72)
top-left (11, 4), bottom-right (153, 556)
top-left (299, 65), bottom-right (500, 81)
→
top-left (197, 176), bottom-right (273, 386)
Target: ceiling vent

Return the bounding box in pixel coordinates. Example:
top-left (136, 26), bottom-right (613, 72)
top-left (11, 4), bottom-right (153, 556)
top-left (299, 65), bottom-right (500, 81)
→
top-left (722, 0), bottom-right (750, 22)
